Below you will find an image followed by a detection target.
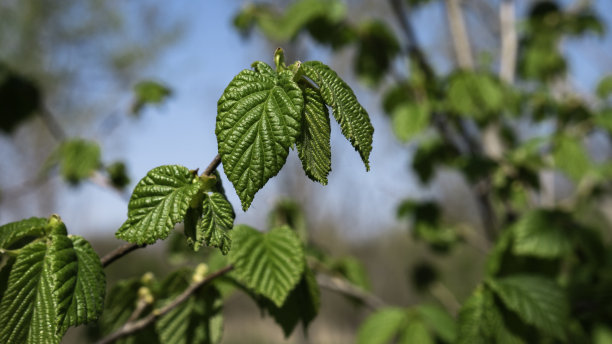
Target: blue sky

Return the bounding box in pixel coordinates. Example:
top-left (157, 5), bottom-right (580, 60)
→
top-left (2, 0), bottom-right (611, 240)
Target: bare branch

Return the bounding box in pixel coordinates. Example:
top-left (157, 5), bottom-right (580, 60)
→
top-left (202, 154), bottom-right (222, 177)
top-left (499, 0), bottom-right (517, 83)
top-left (445, 0), bottom-right (474, 70)
top-left (101, 243), bottom-right (147, 268)
top-left (316, 274), bottom-right (386, 311)
top-left (97, 265), bottom-right (235, 344)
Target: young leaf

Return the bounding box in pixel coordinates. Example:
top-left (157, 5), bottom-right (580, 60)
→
top-left (216, 63), bottom-right (303, 210)
top-left (58, 235), bottom-right (105, 331)
top-left (416, 305), bottom-right (457, 343)
top-left (116, 165), bottom-right (202, 244)
top-left (596, 75), bottom-right (612, 99)
top-left (229, 225), bottom-right (305, 307)
top-left (296, 82), bottom-right (331, 185)
top-left (196, 192), bottom-right (235, 255)
top-left (357, 307), bottom-right (407, 344)
top-left (553, 135), bottom-right (590, 182)
top-left (487, 275), bottom-right (569, 339)
top-left (0, 241), bottom-right (60, 344)
top-left (300, 61), bottom-right (374, 170)
top-left (0, 217), bottom-right (47, 249)
top-left (391, 103), bottom-right (430, 142)
top-left (131, 80), bottom-right (172, 115)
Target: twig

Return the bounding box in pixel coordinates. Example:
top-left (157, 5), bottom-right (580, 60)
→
top-left (202, 154), bottom-right (222, 177)
top-left (316, 274), bottom-right (386, 311)
top-left (39, 106), bottom-right (67, 141)
top-left (499, 0), bottom-right (517, 83)
top-left (97, 265), bottom-right (235, 344)
top-left (445, 0), bottom-right (474, 70)
top-left (101, 243), bottom-right (147, 268)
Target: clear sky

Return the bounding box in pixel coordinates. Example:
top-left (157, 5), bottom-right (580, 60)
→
top-left (2, 0), bottom-right (611, 240)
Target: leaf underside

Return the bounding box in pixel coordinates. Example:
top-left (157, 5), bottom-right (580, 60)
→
top-left (216, 63), bottom-right (303, 210)
top-left (116, 165), bottom-right (201, 244)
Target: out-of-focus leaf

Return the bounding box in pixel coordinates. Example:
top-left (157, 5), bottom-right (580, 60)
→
top-left (446, 71), bottom-right (505, 121)
top-left (391, 103), bottom-right (430, 141)
top-left (0, 63), bottom-right (41, 134)
top-left (596, 76), bottom-right (612, 100)
top-left (512, 210), bottom-right (574, 259)
top-left (44, 139), bottom-right (102, 185)
top-left (105, 161), bottom-right (130, 189)
top-left (416, 304), bottom-right (457, 343)
top-left (131, 80), bottom-right (171, 115)
top-left (357, 307), bottom-right (407, 344)
top-left (553, 135), bottom-right (590, 182)
top-left (354, 20), bottom-right (400, 86)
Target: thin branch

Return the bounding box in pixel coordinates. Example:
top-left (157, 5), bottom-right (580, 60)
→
top-left (39, 106), bottom-right (67, 141)
top-left (97, 265), bottom-right (235, 344)
top-left (202, 154), bottom-right (222, 177)
top-left (429, 281), bottom-right (461, 316)
top-left (445, 0), bottom-right (474, 69)
top-left (316, 274), bottom-right (386, 311)
top-left (499, 0), bottom-right (517, 83)
top-left (101, 243), bottom-right (147, 268)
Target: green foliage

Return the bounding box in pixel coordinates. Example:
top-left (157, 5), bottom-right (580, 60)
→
top-left (106, 161), bottom-right (131, 189)
top-left (357, 307), bottom-right (408, 344)
top-left (446, 71), bottom-right (506, 121)
top-left (132, 80), bottom-right (172, 115)
top-left (229, 225), bottom-right (304, 307)
top-left (297, 82), bottom-right (332, 185)
top-left (354, 20), bottom-right (400, 86)
top-left (391, 103), bottom-right (430, 141)
top-left (553, 134), bottom-right (590, 181)
top-left (0, 63), bottom-right (41, 133)
top-left (512, 210), bottom-right (574, 258)
top-left (216, 62), bottom-right (303, 210)
top-left (0, 217), bottom-right (105, 344)
top-left (300, 61), bottom-right (374, 169)
top-left (487, 275), bottom-right (569, 339)
top-left (216, 54), bottom-right (372, 210)
top-left (0, 216), bottom-right (48, 249)
top-left (194, 192), bottom-right (235, 255)
top-left (596, 75), bottom-right (612, 100)
top-left (116, 165), bottom-right (203, 244)
top-left (44, 139), bottom-right (102, 185)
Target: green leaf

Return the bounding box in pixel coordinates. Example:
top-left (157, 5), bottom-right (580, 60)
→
top-left (596, 75), bottom-right (612, 99)
top-left (0, 63), bottom-right (42, 134)
top-left (354, 20), bottom-right (400, 86)
top-left (58, 235), bottom-right (105, 331)
top-left (216, 63), bottom-right (303, 210)
top-left (131, 80), bottom-right (172, 115)
top-left (116, 165), bottom-right (202, 244)
top-left (0, 217), bottom-right (47, 249)
top-left (0, 241), bottom-right (59, 344)
top-left (553, 135), bottom-right (590, 181)
top-left (300, 61), bottom-right (374, 170)
top-left (391, 103), bottom-right (430, 141)
top-left (229, 225), bottom-right (305, 307)
top-left (416, 305), bottom-right (457, 343)
top-left (487, 275), bottom-right (569, 338)
top-left (512, 210), bottom-right (574, 259)
top-left (196, 192), bottom-right (235, 255)
top-left (456, 285), bottom-right (523, 344)
top-left (261, 266), bottom-right (320, 337)
top-left (156, 270), bottom-right (224, 344)
top-left (330, 256), bottom-right (371, 291)
top-left (106, 161), bottom-right (130, 189)
top-left (398, 318), bottom-right (434, 344)
top-left (357, 307), bottom-right (407, 344)
top-left (446, 71), bottom-right (505, 120)
top-left (48, 139), bottom-right (101, 185)
top-left (297, 82), bottom-right (331, 185)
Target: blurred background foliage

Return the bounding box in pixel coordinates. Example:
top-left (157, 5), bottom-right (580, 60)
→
top-left (2, 0), bottom-right (612, 343)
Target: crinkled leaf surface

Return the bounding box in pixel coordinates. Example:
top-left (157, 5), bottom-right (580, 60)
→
top-left (216, 63), bottom-right (303, 210)
top-left (487, 275), bottom-right (568, 339)
top-left (116, 165), bottom-right (202, 244)
top-left (0, 217), bottom-right (47, 249)
top-left (357, 307), bottom-right (407, 344)
top-left (0, 241), bottom-right (60, 344)
top-left (297, 82), bottom-right (331, 184)
top-left (58, 235), bottom-right (105, 331)
top-left (300, 61), bottom-right (373, 170)
top-left (229, 225), bottom-right (304, 307)
top-left (196, 192), bottom-right (235, 255)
